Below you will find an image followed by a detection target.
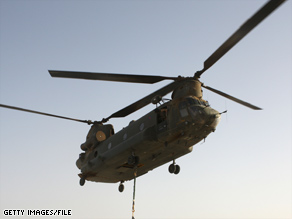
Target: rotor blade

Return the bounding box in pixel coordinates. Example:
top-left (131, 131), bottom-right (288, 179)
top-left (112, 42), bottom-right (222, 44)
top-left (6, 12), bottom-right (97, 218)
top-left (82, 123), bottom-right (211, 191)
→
top-left (201, 85), bottom-right (262, 110)
top-left (103, 81), bottom-right (179, 122)
top-left (49, 70), bottom-right (177, 84)
top-left (195, 0), bottom-right (285, 78)
top-left (0, 104), bottom-right (94, 124)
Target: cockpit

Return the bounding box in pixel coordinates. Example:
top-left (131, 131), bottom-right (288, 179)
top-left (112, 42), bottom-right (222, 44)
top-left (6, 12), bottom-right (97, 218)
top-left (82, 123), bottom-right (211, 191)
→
top-left (178, 97), bottom-right (217, 126)
top-left (179, 97), bottom-right (209, 115)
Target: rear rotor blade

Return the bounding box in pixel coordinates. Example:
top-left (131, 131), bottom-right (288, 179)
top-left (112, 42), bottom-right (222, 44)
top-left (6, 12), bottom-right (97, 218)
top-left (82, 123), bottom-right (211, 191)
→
top-left (201, 84), bottom-right (262, 110)
top-left (195, 0), bottom-right (286, 78)
top-left (49, 70), bottom-right (176, 84)
top-left (0, 104), bottom-right (94, 124)
top-left (103, 81), bottom-right (179, 122)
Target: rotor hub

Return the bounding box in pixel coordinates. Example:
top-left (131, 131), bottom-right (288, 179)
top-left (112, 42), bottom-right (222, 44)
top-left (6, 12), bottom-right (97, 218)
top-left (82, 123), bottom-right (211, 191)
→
top-left (171, 79), bottom-right (202, 100)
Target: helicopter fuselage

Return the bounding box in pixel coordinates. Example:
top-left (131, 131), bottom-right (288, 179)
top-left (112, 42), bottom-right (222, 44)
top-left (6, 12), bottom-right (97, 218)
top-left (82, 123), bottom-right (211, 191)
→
top-left (76, 89), bottom-right (221, 183)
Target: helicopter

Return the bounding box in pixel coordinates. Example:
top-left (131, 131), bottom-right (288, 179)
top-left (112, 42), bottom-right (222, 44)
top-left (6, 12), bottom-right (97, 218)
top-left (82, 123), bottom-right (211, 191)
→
top-left (0, 0), bottom-right (285, 194)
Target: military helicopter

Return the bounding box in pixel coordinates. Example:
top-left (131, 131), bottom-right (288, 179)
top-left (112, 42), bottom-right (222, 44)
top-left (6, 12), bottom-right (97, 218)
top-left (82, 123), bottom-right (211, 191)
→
top-left (0, 0), bottom-right (285, 194)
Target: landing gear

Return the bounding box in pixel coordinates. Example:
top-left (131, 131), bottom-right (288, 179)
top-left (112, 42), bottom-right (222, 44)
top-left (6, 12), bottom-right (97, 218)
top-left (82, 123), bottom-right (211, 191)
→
top-left (174, 165), bottom-right (180, 174)
top-left (168, 161), bottom-right (180, 175)
top-left (118, 181), bottom-right (125, 192)
top-left (79, 177), bottom-right (86, 186)
top-left (168, 163), bottom-right (176, 173)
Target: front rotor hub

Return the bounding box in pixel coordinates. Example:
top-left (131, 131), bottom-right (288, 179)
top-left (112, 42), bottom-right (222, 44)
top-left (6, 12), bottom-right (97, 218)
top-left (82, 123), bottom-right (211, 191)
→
top-left (171, 79), bottom-right (202, 99)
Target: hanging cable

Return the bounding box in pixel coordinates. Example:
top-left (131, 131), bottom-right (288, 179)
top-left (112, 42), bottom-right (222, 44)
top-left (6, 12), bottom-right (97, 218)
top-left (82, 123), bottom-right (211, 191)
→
top-left (132, 167), bottom-right (137, 219)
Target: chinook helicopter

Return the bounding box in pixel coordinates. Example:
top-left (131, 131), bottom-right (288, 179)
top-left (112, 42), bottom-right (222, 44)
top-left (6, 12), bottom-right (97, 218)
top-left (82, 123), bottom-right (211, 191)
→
top-left (0, 0), bottom-right (285, 193)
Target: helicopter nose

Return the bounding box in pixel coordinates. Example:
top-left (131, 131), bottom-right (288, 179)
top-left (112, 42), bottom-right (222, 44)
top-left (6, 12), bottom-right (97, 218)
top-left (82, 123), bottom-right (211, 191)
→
top-left (204, 108), bottom-right (221, 131)
top-left (209, 113), bottom-right (221, 131)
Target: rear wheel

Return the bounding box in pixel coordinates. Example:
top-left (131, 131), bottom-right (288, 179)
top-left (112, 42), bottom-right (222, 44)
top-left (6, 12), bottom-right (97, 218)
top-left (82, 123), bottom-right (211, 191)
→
top-left (118, 183), bottom-right (124, 192)
top-left (174, 165), bottom-right (180, 174)
top-left (79, 177), bottom-right (85, 186)
top-left (168, 164), bottom-right (176, 174)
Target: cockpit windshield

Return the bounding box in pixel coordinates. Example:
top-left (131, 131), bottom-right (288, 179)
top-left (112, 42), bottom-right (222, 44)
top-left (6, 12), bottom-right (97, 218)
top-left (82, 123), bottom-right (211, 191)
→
top-left (178, 97), bottom-right (210, 119)
top-left (186, 97), bottom-right (209, 107)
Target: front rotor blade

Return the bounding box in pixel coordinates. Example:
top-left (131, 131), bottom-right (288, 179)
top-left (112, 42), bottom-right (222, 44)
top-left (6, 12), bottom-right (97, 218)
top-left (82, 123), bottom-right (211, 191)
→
top-left (49, 70), bottom-right (176, 84)
top-left (201, 85), bottom-right (262, 110)
top-left (104, 81), bottom-right (179, 122)
top-left (195, 0), bottom-right (285, 78)
top-left (0, 104), bottom-right (93, 124)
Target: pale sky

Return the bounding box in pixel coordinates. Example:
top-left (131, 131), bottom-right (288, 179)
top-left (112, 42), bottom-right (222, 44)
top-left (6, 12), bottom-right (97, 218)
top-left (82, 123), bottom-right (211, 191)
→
top-left (0, 0), bottom-right (291, 219)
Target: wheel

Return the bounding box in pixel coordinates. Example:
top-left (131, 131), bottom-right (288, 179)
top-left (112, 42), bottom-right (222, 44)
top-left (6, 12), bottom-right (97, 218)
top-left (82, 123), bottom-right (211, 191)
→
top-left (118, 183), bottom-right (124, 192)
top-left (168, 163), bottom-right (176, 174)
top-left (174, 165), bottom-right (180, 174)
top-left (79, 177), bottom-right (85, 186)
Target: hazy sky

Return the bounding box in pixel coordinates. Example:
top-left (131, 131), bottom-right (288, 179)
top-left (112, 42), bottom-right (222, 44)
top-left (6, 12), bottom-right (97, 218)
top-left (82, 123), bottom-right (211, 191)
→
top-left (0, 0), bottom-right (291, 219)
